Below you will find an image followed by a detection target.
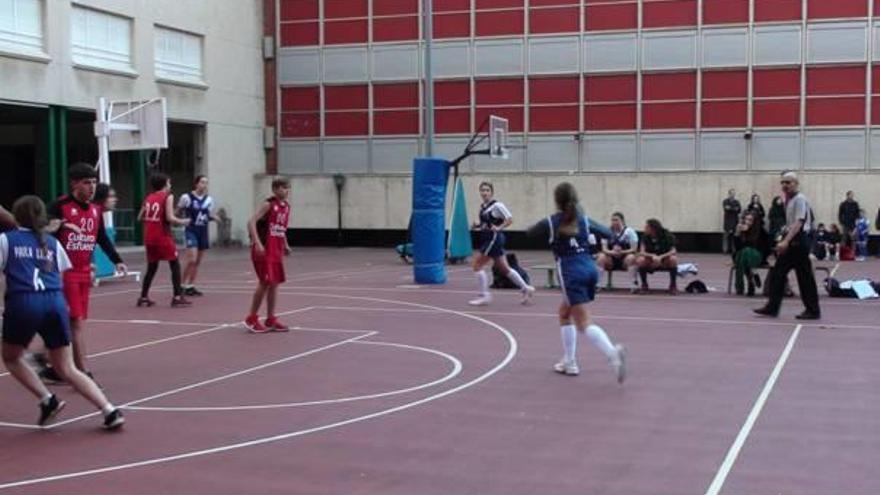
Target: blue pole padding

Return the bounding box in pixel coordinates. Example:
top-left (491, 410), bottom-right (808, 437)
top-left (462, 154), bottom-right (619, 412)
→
top-left (93, 226), bottom-right (117, 278)
top-left (412, 157), bottom-right (450, 284)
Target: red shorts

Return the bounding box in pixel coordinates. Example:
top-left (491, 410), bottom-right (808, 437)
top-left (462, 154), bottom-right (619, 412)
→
top-left (252, 256), bottom-right (285, 285)
top-left (146, 238), bottom-right (178, 263)
top-left (63, 272), bottom-right (92, 320)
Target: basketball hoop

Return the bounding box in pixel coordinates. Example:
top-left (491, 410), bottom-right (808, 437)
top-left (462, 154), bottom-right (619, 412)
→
top-left (448, 114), bottom-right (522, 179)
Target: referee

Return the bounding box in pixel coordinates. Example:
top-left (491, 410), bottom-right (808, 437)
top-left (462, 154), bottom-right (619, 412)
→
top-left (754, 171), bottom-right (821, 320)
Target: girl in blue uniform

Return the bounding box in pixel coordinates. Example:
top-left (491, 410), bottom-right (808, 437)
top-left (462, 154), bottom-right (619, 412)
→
top-left (177, 175), bottom-right (219, 296)
top-left (1, 196), bottom-right (124, 429)
top-left (527, 183), bottom-right (627, 381)
top-left (469, 182), bottom-right (535, 306)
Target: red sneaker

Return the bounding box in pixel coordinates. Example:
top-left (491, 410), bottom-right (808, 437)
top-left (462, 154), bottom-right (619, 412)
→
top-left (244, 315), bottom-right (269, 333)
top-left (265, 317), bottom-right (289, 332)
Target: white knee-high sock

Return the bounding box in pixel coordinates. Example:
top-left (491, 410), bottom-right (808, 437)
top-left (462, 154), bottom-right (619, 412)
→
top-left (505, 269), bottom-right (530, 290)
top-left (586, 324), bottom-right (617, 361)
top-left (560, 324), bottom-right (577, 362)
top-left (474, 270), bottom-right (489, 296)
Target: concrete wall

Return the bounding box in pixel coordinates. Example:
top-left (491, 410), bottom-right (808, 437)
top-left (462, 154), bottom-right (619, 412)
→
top-left (258, 172), bottom-right (880, 234)
top-left (0, 0), bottom-right (265, 241)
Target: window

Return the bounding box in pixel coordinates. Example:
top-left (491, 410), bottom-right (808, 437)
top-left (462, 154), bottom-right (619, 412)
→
top-left (71, 6), bottom-right (133, 74)
top-left (154, 26), bottom-right (204, 85)
top-left (0, 0), bottom-right (44, 57)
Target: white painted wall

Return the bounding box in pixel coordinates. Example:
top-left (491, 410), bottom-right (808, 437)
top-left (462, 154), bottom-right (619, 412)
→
top-left (0, 0), bottom-right (265, 241)
top-left (259, 172), bottom-right (880, 235)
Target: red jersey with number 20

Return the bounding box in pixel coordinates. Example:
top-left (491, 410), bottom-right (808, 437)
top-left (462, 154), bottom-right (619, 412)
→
top-left (143, 191), bottom-right (172, 244)
top-left (254, 197), bottom-right (290, 262)
top-left (53, 196), bottom-right (103, 279)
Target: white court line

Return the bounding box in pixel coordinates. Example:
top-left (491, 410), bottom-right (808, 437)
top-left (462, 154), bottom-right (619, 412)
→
top-left (197, 283), bottom-right (876, 307)
top-left (0, 307), bottom-right (316, 381)
top-left (45, 331), bottom-right (377, 429)
top-left (127, 340), bottom-right (462, 412)
top-left (253, 302), bottom-right (880, 331)
top-left (90, 318), bottom-right (228, 327)
top-left (704, 324), bottom-right (803, 495)
top-left (829, 262), bottom-right (841, 277)
top-left (0, 294), bottom-right (517, 490)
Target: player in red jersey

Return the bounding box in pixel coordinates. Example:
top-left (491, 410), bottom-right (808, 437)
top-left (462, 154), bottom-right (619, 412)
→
top-left (137, 173), bottom-right (191, 307)
top-left (244, 177), bottom-right (292, 333)
top-left (40, 163), bottom-right (127, 382)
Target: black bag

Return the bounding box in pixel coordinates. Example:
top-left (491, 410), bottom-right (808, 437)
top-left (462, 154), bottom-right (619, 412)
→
top-left (491, 253), bottom-right (530, 289)
top-left (685, 280), bottom-right (708, 294)
top-left (824, 278), bottom-right (857, 298)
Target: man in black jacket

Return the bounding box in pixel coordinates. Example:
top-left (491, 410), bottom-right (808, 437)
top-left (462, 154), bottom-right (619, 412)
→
top-left (838, 190), bottom-right (860, 247)
top-left (722, 189), bottom-right (742, 254)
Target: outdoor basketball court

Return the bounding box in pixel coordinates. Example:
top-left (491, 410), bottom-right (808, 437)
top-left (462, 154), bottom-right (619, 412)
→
top-left (1, 248), bottom-right (877, 494)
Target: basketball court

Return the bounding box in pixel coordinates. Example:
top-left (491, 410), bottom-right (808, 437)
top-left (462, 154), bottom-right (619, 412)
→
top-left (0, 248), bottom-right (878, 494)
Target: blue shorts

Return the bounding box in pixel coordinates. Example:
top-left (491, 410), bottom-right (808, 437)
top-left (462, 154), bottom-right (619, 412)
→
top-left (556, 257), bottom-right (598, 306)
top-left (185, 228), bottom-right (210, 250)
top-left (2, 292), bottom-right (71, 349)
top-left (478, 230), bottom-right (505, 259)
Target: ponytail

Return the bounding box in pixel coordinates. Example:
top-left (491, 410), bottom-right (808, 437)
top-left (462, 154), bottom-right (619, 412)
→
top-left (553, 182), bottom-right (580, 236)
top-left (11, 196), bottom-right (53, 272)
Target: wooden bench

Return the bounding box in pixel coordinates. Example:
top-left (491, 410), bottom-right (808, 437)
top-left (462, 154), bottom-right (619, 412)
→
top-left (726, 262), bottom-right (832, 295)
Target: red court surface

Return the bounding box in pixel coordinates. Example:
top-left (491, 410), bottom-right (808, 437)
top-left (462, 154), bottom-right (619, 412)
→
top-left (1, 248), bottom-right (879, 494)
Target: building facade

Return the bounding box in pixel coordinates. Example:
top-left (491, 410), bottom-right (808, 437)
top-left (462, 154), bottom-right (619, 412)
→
top-left (1, 0), bottom-right (265, 243)
top-left (273, 0), bottom-right (880, 234)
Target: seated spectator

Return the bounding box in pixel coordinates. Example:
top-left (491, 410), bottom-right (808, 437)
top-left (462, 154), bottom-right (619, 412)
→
top-left (813, 223), bottom-right (830, 261)
top-left (634, 218), bottom-right (678, 294)
top-left (732, 212), bottom-right (770, 296)
top-left (855, 210), bottom-right (870, 261)
top-left (826, 224), bottom-right (842, 261)
top-left (596, 212), bottom-right (638, 287)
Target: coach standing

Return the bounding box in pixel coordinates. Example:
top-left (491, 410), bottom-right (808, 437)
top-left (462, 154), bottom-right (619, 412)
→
top-left (722, 189), bottom-right (742, 254)
top-left (754, 172), bottom-right (821, 320)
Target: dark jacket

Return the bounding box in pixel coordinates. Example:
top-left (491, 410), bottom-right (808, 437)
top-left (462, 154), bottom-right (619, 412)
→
top-left (838, 199), bottom-right (860, 229)
top-left (768, 199), bottom-right (786, 238)
top-left (733, 227), bottom-right (771, 263)
top-left (723, 198), bottom-right (742, 232)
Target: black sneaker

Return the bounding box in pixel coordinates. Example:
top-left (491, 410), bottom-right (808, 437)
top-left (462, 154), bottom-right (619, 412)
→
top-left (136, 297), bottom-right (156, 307)
top-left (171, 295), bottom-right (192, 307)
top-left (38, 395), bottom-right (66, 426)
top-left (753, 307), bottom-right (779, 318)
top-left (103, 408), bottom-right (125, 430)
top-left (795, 311), bottom-right (821, 320)
top-left (185, 287), bottom-right (204, 297)
top-left (39, 367), bottom-right (64, 385)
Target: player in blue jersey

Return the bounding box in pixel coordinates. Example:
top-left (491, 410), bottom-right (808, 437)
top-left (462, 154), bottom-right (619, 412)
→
top-left (177, 175), bottom-right (219, 296)
top-left (527, 183), bottom-right (627, 382)
top-left (0, 196), bottom-right (124, 429)
top-left (469, 182), bottom-right (535, 306)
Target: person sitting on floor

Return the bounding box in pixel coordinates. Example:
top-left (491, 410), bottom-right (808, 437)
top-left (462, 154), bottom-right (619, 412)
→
top-left (596, 212), bottom-right (638, 289)
top-left (826, 224), bottom-right (842, 261)
top-left (634, 218), bottom-right (678, 294)
top-left (812, 223), bottom-right (830, 261)
top-left (732, 211), bottom-right (771, 296)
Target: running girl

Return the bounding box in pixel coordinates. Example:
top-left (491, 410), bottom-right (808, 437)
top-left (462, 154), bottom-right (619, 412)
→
top-left (244, 177), bottom-right (292, 333)
top-left (1, 196), bottom-right (123, 429)
top-left (137, 173), bottom-right (191, 307)
top-left (527, 183), bottom-right (626, 381)
top-left (177, 175), bottom-right (219, 296)
top-left (469, 182), bottom-right (534, 306)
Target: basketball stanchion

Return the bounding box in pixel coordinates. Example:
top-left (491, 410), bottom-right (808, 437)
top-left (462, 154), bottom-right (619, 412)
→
top-left (91, 97), bottom-right (168, 286)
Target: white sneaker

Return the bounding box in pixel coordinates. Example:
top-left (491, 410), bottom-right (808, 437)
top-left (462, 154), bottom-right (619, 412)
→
top-left (611, 344), bottom-right (627, 384)
top-left (520, 285), bottom-right (536, 305)
top-left (553, 359), bottom-right (580, 376)
top-left (468, 295), bottom-right (492, 306)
